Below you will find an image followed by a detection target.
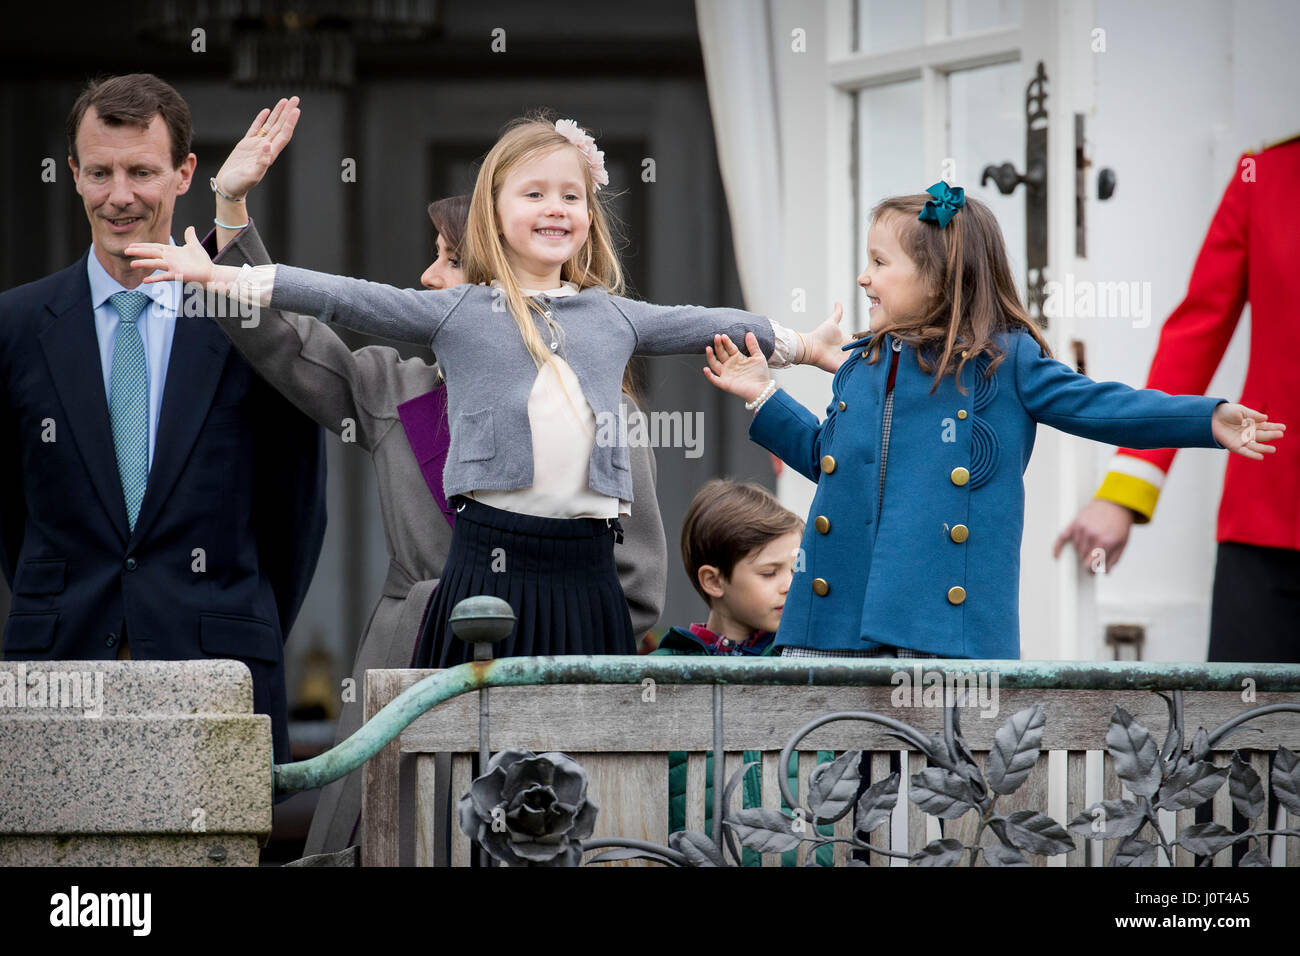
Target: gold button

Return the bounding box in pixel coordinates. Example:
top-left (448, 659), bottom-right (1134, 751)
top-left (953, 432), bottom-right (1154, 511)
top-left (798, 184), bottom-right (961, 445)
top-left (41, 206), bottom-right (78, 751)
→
top-left (812, 578), bottom-right (830, 596)
top-left (950, 466), bottom-right (970, 486)
top-left (838, 400), bottom-right (847, 411)
top-left (821, 455), bottom-right (837, 474)
top-left (957, 410), bottom-right (967, 420)
top-left (950, 524), bottom-right (969, 543)
top-left (814, 515), bottom-right (831, 534)
top-left (948, 586), bottom-right (966, 604)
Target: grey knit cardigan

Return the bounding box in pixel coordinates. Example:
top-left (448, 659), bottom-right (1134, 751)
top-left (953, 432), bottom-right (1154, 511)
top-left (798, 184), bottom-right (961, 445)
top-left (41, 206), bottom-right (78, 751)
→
top-left (270, 265), bottom-right (777, 502)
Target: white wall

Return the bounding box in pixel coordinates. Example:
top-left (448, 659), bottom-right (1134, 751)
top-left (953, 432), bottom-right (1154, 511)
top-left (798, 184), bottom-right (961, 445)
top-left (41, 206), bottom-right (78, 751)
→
top-left (768, 0), bottom-right (838, 522)
top-left (1085, 0), bottom-right (1300, 661)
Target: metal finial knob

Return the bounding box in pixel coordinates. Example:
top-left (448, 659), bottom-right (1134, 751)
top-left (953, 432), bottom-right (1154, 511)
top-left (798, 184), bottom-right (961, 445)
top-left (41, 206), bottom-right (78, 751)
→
top-left (450, 596), bottom-right (515, 644)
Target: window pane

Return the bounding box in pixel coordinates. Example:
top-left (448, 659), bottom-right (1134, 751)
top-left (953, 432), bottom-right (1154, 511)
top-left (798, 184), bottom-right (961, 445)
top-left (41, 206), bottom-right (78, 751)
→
top-left (855, 0), bottom-right (924, 53)
top-left (949, 0), bottom-right (1021, 34)
top-left (948, 61), bottom-right (1026, 303)
top-left (855, 79), bottom-right (924, 327)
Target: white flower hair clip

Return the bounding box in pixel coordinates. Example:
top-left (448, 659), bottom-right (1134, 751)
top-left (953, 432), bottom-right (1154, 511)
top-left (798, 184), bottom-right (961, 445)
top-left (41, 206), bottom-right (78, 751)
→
top-left (554, 118), bottom-right (609, 191)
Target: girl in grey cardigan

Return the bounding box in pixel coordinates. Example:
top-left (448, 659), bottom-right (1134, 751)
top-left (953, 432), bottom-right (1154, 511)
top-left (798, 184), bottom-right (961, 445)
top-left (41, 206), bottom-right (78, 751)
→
top-left (203, 117), bottom-right (667, 856)
top-left (129, 114), bottom-right (847, 673)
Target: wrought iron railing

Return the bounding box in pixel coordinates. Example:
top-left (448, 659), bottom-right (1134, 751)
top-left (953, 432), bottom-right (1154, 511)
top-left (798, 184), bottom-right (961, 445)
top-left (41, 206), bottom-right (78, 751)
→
top-left (274, 656), bottom-right (1300, 867)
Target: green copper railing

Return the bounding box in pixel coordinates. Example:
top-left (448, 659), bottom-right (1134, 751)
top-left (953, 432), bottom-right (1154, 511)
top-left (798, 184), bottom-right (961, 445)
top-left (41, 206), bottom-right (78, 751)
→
top-left (272, 657), bottom-right (1300, 796)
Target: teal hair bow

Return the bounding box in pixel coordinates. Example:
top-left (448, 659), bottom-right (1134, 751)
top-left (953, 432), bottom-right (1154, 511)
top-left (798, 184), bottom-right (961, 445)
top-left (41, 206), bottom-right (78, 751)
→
top-left (918, 181), bottom-right (965, 228)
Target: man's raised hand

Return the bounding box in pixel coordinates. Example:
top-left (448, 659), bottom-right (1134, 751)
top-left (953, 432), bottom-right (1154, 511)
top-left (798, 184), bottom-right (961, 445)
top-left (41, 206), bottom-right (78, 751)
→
top-left (213, 96), bottom-right (301, 200)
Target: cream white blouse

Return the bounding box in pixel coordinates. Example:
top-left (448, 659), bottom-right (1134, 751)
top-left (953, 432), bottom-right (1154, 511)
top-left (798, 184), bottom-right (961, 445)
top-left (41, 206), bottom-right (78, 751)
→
top-left (468, 280), bottom-right (805, 519)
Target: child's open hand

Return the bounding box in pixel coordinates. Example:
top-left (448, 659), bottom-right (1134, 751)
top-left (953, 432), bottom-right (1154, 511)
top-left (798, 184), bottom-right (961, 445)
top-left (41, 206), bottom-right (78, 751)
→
top-left (805, 302), bottom-right (851, 373)
top-left (704, 332), bottom-right (772, 404)
top-left (126, 226), bottom-right (215, 285)
top-left (1212, 403), bottom-right (1285, 460)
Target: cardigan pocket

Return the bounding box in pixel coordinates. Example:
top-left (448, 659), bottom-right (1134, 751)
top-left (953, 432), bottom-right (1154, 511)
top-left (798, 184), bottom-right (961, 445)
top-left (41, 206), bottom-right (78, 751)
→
top-left (455, 408), bottom-right (496, 462)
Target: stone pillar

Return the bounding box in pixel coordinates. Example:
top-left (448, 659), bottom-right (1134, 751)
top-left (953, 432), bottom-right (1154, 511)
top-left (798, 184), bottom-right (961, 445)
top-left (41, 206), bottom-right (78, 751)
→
top-left (0, 660), bottom-right (272, 865)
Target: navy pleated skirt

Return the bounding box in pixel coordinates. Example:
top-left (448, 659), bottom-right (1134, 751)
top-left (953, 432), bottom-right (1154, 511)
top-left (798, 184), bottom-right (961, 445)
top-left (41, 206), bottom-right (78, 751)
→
top-left (413, 495), bottom-right (635, 668)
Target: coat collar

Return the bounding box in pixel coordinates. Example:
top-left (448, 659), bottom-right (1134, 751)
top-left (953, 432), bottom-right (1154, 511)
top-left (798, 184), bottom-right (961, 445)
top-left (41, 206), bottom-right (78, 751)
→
top-left (659, 624), bottom-right (775, 656)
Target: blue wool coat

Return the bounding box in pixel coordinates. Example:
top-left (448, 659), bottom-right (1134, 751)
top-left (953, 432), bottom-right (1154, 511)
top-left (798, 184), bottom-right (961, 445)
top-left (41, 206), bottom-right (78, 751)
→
top-left (750, 329), bottom-right (1226, 659)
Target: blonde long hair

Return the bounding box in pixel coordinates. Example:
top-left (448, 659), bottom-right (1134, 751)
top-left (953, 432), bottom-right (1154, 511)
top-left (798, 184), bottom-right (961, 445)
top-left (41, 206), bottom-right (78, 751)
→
top-left (463, 113), bottom-right (626, 374)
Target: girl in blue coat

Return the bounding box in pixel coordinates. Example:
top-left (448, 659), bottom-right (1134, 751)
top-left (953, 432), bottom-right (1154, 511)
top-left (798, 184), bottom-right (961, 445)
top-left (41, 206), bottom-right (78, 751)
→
top-left (704, 184), bottom-right (1285, 660)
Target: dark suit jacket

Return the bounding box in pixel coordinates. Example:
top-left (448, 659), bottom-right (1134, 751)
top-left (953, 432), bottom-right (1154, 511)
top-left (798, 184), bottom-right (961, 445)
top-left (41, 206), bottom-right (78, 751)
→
top-left (0, 224), bottom-right (327, 764)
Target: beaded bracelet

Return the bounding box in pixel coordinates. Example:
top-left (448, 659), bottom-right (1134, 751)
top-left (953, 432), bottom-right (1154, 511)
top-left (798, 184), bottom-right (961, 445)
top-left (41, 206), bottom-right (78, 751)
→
top-left (744, 379), bottom-right (778, 412)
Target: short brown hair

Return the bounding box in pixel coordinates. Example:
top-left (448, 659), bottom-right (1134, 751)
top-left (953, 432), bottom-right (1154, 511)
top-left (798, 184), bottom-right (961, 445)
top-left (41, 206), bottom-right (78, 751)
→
top-left (67, 73), bottom-right (192, 170)
top-left (681, 479), bottom-right (804, 604)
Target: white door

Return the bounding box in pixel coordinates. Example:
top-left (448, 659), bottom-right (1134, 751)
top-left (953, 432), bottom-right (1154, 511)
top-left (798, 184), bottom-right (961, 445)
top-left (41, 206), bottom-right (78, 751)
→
top-left (818, 0), bottom-right (1098, 661)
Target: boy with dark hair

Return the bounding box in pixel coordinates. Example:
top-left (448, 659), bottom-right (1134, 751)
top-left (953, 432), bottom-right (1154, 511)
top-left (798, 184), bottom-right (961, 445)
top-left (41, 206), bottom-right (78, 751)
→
top-left (654, 479), bottom-right (802, 656)
top-left (654, 480), bottom-right (823, 865)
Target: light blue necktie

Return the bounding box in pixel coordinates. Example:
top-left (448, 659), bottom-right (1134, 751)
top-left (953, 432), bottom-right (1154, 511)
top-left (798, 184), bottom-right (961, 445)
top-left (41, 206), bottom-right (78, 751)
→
top-left (108, 290), bottom-right (151, 532)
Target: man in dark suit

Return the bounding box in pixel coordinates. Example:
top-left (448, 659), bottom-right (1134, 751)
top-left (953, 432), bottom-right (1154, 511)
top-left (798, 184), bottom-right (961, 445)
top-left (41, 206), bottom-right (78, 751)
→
top-left (0, 74), bottom-right (326, 765)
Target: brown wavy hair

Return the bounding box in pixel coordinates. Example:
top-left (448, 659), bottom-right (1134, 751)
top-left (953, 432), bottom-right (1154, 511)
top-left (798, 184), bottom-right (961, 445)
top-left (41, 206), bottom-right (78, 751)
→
top-left (862, 192), bottom-right (1052, 393)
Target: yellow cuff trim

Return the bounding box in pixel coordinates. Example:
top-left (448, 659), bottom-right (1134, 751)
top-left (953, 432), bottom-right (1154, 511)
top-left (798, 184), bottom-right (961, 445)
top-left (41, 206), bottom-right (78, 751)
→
top-left (1095, 472), bottom-right (1158, 523)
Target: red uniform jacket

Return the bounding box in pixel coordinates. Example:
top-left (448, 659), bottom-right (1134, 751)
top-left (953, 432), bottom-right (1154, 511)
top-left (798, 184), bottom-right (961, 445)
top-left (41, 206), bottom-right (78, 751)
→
top-left (1096, 137), bottom-right (1300, 550)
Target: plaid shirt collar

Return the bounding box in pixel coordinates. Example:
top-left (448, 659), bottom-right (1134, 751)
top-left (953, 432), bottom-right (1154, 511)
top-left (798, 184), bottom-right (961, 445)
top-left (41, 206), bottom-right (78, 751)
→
top-left (688, 623), bottom-right (772, 655)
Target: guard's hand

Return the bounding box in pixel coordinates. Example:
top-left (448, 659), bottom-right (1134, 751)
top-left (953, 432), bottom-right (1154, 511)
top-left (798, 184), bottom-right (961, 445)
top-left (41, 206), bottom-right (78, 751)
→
top-left (1053, 498), bottom-right (1136, 573)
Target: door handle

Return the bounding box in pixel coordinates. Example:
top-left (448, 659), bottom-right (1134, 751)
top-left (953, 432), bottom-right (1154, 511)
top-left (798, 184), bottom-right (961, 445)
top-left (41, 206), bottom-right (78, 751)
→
top-left (979, 157), bottom-right (1046, 195)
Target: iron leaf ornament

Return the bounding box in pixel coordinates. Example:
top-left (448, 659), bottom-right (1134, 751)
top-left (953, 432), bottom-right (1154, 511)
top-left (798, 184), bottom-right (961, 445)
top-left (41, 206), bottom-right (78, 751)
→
top-left (456, 695), bottom-right (1300, 867)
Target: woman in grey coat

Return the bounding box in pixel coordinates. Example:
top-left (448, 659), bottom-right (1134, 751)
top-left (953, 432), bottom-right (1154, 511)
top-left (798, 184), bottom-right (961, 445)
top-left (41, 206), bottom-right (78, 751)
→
top-left (208, 116), bottom-right (667, 858)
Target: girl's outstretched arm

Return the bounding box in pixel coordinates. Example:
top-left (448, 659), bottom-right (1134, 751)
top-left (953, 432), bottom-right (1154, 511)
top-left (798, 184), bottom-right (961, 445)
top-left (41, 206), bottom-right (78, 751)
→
top-left (1015, 332), bottom-right (1285, 457)
top-left (703, 331), bottom-right (831, 482)
top-left (126, 230), bottom-right (469, 349)
top-left (612, 296), bottom-right (848, 372)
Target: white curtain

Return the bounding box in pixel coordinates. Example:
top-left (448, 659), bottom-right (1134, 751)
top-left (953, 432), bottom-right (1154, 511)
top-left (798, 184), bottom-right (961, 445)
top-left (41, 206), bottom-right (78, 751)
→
top-left (695, 0), bottom-right (785, 318)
